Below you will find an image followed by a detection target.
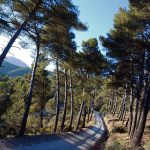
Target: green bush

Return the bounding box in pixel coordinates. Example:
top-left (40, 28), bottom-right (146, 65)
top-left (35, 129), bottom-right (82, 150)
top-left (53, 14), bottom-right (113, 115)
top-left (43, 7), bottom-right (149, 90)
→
top-left (111, 126), bottom-right (126, 133)
top-left (0, 125), bottom-right (17, 138)
top-left (26, 127), bottom-right (39, 135)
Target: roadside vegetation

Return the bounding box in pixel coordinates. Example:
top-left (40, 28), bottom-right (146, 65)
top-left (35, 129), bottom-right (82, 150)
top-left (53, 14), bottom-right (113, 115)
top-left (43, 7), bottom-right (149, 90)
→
top-left (0, 0), bottom-right (150, 149)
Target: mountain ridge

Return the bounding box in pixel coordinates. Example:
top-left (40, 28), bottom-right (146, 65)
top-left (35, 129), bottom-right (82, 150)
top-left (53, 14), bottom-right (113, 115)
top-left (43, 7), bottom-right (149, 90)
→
top-left (0, 59), bottom-right (31, 77)
top-left (6, 56), bottom-right (29, 68)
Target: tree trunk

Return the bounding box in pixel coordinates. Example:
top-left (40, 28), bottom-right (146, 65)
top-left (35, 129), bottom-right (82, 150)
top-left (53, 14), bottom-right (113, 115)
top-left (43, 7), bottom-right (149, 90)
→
top-left (130, 52), bottom-right (145, 137)
top-left (69, 69), bottom-right (74, 131)
top-left (130, 76), bottom-right (143, 137)
top-left (53, 59), bottom-right (60, 132)
top-left (89, 110), bottom-right (93, 121)
top-left (19, 41), bottom-right (40, 136)
top-left (113, 94), bottom-right (118, 115)
top-left (118, 88), bottom-right (127, 121)
top-left (76, 100), bottom-right (85, 130)
top-left (87, 105), bottom-right (90, 123)
top-left (128, 87), bottom-right (134, 134)
top-left (119, 96), bottom-right (126, 120)
top-left (132, 53), bottom-right (150, 148)
top-left (128, 57), bottom-right (134, 134)
top-left (0, 1), bottom-right (42, 66)
top-left (82, 105), bottom-right (87, 128)
top-left (123, 106), bottom-right (127, 123)
top-left (117, 95), bottom-right (125, 117)
top-left (132, 86), bottom-right (150, 148)
top-left (40, 78), bottom-right (45, 128)
top-left (136, 82), bottom-right (147, 129)
top-left (61, 69), bottom-right (68, 132)
top-left (119, 102), bottom-right (126, 121)
top-left (125, 117), bottom-right (129, 127)
top-left (40, 109), bottom-right (43, 128)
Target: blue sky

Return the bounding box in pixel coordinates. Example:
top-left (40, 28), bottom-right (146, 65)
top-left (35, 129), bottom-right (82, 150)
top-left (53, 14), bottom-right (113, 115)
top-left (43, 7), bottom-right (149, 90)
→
top-left (0, 0), bottom-right (128, 67)
top-left (73, 0), bottom-right (128, 50)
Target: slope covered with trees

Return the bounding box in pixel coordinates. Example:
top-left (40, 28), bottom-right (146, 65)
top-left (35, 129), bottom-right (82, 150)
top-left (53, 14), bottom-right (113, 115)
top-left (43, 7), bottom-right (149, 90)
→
top-left (100, 0), bottom-right (150, 149)
top-left (0, 0), bottom-right (150, 149)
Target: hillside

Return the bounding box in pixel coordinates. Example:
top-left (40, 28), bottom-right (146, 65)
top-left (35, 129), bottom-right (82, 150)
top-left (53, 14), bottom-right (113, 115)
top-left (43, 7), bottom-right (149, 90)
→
top-left (104, 114), bottom-right (150, 150)
top-left (0, 60), bottom-right (31, 77)
top-left (6, 56), bottom-right (29, 68)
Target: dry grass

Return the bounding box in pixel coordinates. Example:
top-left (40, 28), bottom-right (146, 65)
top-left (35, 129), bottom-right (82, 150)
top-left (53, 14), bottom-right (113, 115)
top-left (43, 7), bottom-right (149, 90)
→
top-left (143, 113), bottom-right (150, 149)
top-left (104, 113), bottom-right (150, 150)
top-left (104, 114), bottom-right (131, 150)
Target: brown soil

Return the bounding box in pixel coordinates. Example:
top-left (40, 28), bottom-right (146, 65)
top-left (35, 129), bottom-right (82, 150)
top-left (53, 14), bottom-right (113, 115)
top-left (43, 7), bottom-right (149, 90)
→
top-left (104, 113), bottom-right (150, 150)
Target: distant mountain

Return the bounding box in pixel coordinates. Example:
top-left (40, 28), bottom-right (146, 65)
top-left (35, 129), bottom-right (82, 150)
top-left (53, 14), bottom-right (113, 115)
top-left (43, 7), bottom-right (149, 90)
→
top-left (0, 60), bottom-right (31, 77)
top-left (6, 56), bottom-right (29, 68)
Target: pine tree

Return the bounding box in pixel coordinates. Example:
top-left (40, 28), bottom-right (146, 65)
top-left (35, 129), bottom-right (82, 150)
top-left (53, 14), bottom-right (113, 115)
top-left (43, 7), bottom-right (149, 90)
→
top-left (100, 2), bottom-right (150, 148)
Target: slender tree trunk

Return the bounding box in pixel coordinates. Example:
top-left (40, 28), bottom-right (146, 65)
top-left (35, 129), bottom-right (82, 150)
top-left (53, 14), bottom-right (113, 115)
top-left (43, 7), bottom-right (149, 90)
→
top-left (0, 1), bottom-right (42, 66)
top-left (40, 78), bottom-right (45, 128)
top-left (54, 59), bottom-right (60, 132)
top-left (136, 83), bottom-right (147, 129)
top-left (125, 117), bottom-right (129, 127)
top-left (117, 95), bottom-right (125, 117)
top-left (135, 52), bottom-right (146, 129)
top-left (130, 76), bottom-right (143, 137)
top-left (119, 88), bottom-right (127, 121)
top-left (130, 100), bottom-right (138, 137)
top-left (130, 53), bottom-right (145, 137)
top-left (119, 95), bottom-right (127, 121)
top-left (123, 106), bottom-right (127, 123)
top-left (128, 88), bottom-right (134, 133)
top-left (19, 41), bottom-right (40, 136)
top-left (132, 53), bottom-right (150, 148)
top-left (113, 94), bottom-right (118, 115)
top-left (128, 57), bottom-right (134, 134)
top-left (119, 102), bottom-right (126, 121)
top-left (89, 110), bottom-right (93, 121)
top-left (82, 105), bottom-right (87, 128)
top-left (76, 100), bottom-right (85, 130)
top-left (40, 104), bottom-right (44, 129)
top-left (110, 91), bottom-right (115, 115)
top-left (93, 85), bottom-right (96, 107)
top-left (61, 69), bottom-right (68, 132)
top-left (69, 69), bottom-right (74, 131)
top-left (40, 109), bottom-right (43, 128)
top-left (132, 86), bottom-right (150, 148)
top-left (87, 105), bottom-right (90, 123)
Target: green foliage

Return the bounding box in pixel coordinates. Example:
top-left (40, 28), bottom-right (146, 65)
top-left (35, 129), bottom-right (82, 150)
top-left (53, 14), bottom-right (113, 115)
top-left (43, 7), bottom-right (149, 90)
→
top-left (82, 38), bottom-right (99, 53)
top-left (80, 38), bottom-right (106, 75)
top-left (2, 99), bottom-right (25, 136)
top-left (0, 76), bottom-right (29, 136)
top-left (0, 76), bottom-right (13, 116)
top-left (0, 0), bottom-right (106, 138)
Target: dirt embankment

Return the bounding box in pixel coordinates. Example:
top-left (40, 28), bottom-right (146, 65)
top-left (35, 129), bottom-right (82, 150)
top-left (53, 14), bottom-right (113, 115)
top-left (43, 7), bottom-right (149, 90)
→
top-left (104, 114), bottom-right (150, 150)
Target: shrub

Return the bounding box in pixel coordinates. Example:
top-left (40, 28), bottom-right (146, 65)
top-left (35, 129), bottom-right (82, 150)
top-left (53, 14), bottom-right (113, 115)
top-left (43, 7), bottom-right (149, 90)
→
top-left (111, 126), bottom-right (126, 133)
